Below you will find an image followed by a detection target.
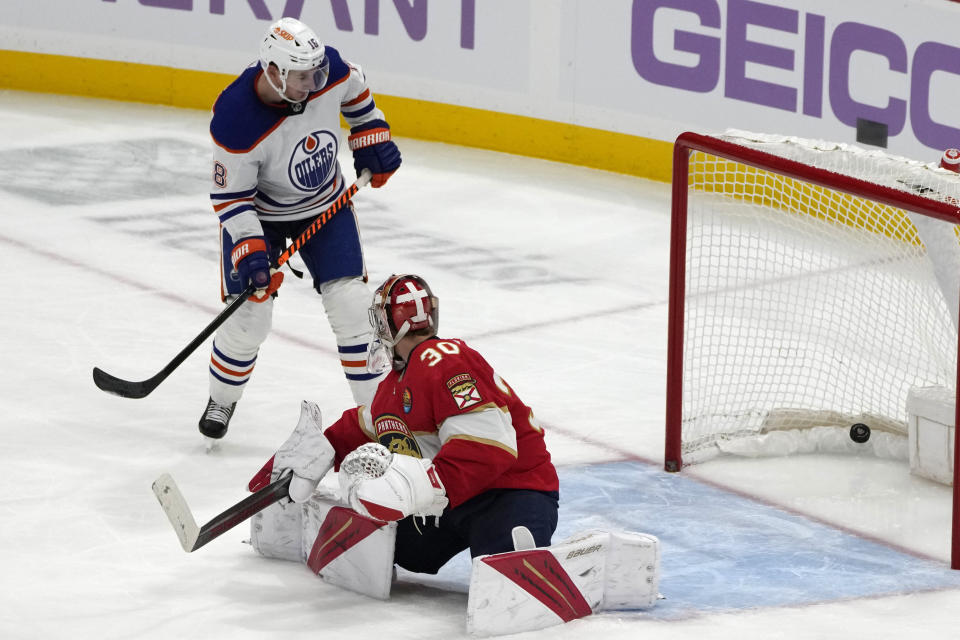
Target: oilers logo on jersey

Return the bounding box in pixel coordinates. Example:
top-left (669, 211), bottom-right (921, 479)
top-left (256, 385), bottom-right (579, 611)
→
top-left (374, 414), bottom-right (423, 458)
top-left (287, 130), bottom-right (339, 192)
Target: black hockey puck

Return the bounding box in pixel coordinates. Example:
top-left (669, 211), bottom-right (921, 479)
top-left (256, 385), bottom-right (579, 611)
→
top-left (850, 423), bottom-right (871, 443)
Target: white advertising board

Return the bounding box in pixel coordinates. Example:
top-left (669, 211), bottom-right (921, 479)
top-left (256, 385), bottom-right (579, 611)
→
top-left (2, 0), bottom-right (959, 161)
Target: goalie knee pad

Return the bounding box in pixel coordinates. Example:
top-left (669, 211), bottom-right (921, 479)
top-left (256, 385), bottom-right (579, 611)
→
top-left (466, 529), bottom-right (660, 636)
top-left (301, 490), bottom-right (397, 600)
top-left (250, 497), bottom-right (304, 562)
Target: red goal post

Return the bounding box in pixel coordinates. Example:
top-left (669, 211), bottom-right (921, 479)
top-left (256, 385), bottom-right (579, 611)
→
top-left (664, 130), bottom-right (960, 569)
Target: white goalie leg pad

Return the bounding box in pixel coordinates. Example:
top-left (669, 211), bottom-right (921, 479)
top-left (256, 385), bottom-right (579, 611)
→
top-left (301, 489), bottom-right (397, 600)
top-left (466, 529), bottom-right (661, 637)
top-left (467, 531), bottom-right (604, 637)
top-left (249, 496), bottom-right (304, 563)
top-left (600, 530), bottom-right (661, 610)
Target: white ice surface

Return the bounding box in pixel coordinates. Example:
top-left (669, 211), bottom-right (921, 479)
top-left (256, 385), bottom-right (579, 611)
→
top-left (0, 90), bottom-right (957, 639)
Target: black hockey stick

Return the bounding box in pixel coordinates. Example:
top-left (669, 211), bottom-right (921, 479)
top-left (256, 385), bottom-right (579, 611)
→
top-left (92, 170), bottom-right (372, 399)
top-left (152, 471), bottom-right (292, 552)
top-left (92, 286), bottom-right (254, 399)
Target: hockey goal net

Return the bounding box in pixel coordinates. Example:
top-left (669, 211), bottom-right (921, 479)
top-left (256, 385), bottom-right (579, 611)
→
top-left (664, 130), bottom-right (960, 568)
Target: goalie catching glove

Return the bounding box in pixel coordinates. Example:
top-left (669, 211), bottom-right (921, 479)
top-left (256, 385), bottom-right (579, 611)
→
top-left (248, 400), bottom-right (335, 503)
top-left (348, 119), bottom-right (401, 188)
top-left (338, 443), bottom-right (447, 521)
top-left (230, 236), bottom-right (283, 302)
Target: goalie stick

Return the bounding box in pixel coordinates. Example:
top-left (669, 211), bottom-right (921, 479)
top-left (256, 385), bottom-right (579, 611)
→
top-left (92, 170), bottom-right (372, 399)
top-left (152, 471), bottom-right (292, 552)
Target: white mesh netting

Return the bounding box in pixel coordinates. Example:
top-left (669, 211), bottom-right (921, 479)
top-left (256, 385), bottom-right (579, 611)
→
top-left (679, 130), bottom-right (960, 464)
top-left (341, 443), bottom-right (392, 479)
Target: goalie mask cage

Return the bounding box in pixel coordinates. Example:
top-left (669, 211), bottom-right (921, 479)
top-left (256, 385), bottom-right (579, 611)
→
top-left (664, 130), bottom-right (960, 569)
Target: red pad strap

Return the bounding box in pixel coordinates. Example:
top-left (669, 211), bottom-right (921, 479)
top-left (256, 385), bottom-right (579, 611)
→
top-left (348, 127), bottom-right (391, 151)
top-left (230, 237), bottom-right (267, 269)
top-left (306, 507), bottom-right (388, 573)
top-left (358, 498), bottom-right (405, 522)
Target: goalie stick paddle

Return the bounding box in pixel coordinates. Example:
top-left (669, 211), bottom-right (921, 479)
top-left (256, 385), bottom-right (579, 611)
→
top-left (92, 170), bottom-right (372, 399)
top-left (152, 472), bottom-right (292, 553)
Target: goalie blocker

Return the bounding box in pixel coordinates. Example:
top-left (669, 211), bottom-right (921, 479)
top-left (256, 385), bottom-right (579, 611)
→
top-left (250, 493), bottom-right (660, 634)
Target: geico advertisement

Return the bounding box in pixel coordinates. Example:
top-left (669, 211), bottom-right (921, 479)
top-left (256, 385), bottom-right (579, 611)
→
top-left (600, 0), bottom-right (960, 160)
top-left (3, 0), bottom-right (959, 160)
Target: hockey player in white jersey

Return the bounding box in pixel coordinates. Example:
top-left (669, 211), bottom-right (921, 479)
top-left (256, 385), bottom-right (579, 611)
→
top-left (199, 17), bottom-right (401, 440)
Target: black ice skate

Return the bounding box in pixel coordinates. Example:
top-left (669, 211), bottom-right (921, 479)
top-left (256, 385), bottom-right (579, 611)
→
top-left (199, 397), bottom-right (236, 439)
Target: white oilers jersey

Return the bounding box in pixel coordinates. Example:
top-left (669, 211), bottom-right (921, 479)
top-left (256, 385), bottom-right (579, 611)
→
top-left (209, 46), bottom-right (384, 241)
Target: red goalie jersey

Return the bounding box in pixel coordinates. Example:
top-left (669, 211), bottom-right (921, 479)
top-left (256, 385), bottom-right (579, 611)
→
top-left (323, 337), bottom-right (559, 507)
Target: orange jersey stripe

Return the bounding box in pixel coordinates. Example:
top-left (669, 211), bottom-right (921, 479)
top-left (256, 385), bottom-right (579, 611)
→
top-left (342, 89), bottom-right (370, 107)
top-left (212, 196), bottom-right (254, 213)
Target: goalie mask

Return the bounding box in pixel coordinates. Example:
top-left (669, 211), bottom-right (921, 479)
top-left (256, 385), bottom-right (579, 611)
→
top-left (259, 17), bottom-right (330, 103)
top-left (368, 275), bottom-right (439, 371)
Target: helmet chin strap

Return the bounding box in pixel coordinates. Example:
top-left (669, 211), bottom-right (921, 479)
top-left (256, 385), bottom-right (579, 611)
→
top-left (390, 321), bottom-right (411, 347)
top-left (263, 69), bottom-right (300, 104)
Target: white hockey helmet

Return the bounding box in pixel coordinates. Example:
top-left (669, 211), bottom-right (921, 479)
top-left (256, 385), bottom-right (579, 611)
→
top-left (259, 17), bottom-right (329, 102)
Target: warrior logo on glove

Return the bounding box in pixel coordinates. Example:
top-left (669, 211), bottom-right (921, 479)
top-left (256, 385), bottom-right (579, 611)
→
top-left (348, 118), bottom-right (401, 188)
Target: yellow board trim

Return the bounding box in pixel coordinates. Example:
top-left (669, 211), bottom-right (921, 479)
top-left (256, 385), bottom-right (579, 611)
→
top-left (0, 49), bottom-right (672, 182)
top-left (0, 49), bottom-right (226, 111)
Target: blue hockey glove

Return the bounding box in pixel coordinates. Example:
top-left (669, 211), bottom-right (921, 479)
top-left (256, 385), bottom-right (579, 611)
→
top-left (348, 119), bottom-right (401, 187)
top-left (230, 236), bottom-right (281, 301)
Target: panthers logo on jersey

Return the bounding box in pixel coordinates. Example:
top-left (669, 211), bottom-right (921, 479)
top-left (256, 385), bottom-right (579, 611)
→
top-left (287, 130), bottom-right (338, 192)
top-left (373, 414), bottom-right (422, 458)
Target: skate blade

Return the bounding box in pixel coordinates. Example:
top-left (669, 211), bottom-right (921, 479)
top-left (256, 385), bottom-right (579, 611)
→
top-left (204, 437), bottom-right (221, 454)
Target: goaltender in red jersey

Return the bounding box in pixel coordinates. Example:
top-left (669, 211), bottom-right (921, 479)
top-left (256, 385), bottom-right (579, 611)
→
top-left (245, 273), bottom-right (660, 634)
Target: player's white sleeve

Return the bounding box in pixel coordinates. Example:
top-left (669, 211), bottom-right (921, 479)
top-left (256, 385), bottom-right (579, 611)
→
top-left (339, 60), bottom-right (387, 129)
top-left (211, 144), bottom-right (266, 241)
top-left (437, 406), bottom-right (518, 458)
